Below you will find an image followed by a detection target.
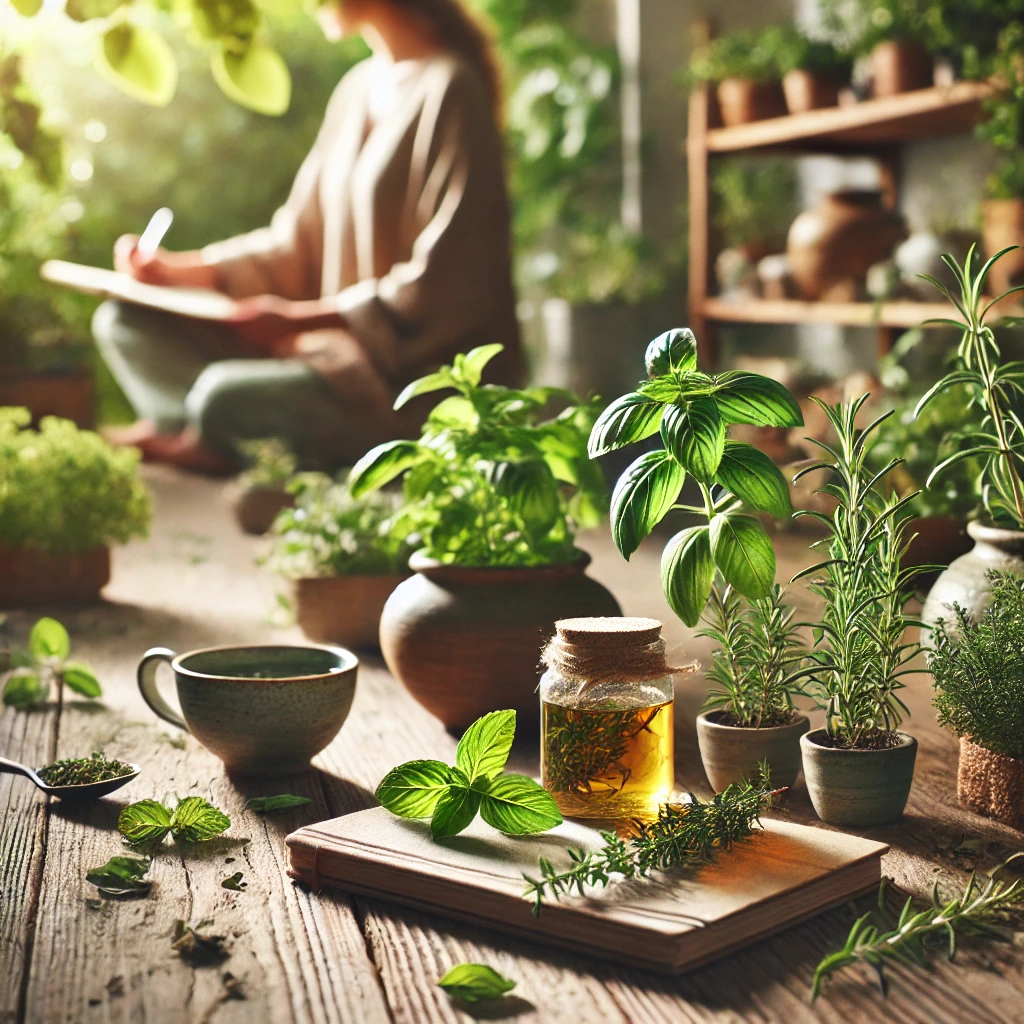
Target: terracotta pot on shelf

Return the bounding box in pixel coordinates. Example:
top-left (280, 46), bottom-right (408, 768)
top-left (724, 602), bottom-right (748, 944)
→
top-left (782, 69), bottom-right (842, 114)
top-left (291, 573), bottom-right (409, 650)
top-left (786, 189), bottom-right (905, 301)
top-left (696, 711), bottom-right (809, 793)
top-left (0, 545), bottom-right (110, 608)
top-left (716, 77), bottom-right (786, 127)
top-left (379, 551), bottom-right (621, 730)
top-left (871, 40), bottom-right (933, 97)
top-left (981, 199), bottom-right (1024, 307)
top-left (958, 737), bottom-right (1024, 829)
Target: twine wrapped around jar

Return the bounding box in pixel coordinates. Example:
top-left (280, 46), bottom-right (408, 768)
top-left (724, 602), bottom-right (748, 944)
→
top-left (540, 616), bottom-right (697, 688)
top-left (957, 736), bottom-right (1024, 829)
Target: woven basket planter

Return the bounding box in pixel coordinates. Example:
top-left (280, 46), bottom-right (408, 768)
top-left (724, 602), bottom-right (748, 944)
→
top-left (958, 737), bottom-right (1024, 829)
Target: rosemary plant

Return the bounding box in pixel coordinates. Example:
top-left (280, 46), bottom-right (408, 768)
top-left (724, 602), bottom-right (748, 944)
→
top-left (524, 763), bottom-right (774, 914)
top-left (793, 396), bottom-right (922, 749)
top-left (914, 244), bottom-right (1024, 528)
top-left (813, 866), bottom-right (1024, 999)
top-left (699, 584), bottom-right (808, 728)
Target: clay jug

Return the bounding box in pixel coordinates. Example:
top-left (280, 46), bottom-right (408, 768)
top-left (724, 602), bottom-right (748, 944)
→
top-left (379, 552), bottom-right (621, 730)
top-left (787, 190), bottom-right (905, 300)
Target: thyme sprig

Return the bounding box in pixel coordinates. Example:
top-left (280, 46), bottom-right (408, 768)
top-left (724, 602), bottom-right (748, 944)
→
top-left (813, 862), bottom-right (1024, 999)
top-left (524, 763), bottom-right (774, 914)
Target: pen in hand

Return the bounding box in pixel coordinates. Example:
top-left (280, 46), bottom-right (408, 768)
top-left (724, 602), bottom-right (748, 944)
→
top-left (136, 207), bottom-right (174, 261)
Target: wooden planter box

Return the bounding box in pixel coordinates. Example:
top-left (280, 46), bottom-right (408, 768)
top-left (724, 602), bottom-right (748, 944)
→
top-left (0, 546), bottom-right (110, 608)
top-left (0, 369), bottom-right (95, 428)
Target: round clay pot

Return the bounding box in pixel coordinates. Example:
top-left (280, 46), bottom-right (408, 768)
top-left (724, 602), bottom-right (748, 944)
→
top-left (379, 552), bottom-right (621, 730)
top-left (921, 521), bottom-right (1024, 639)
top-left (230, 485), bottom-right (295, 536)
top-left (871, 41), bottom-right (933, 97)
top-left (982, 199), bottom-right (1024, 306)
top-left (782, 69), bottom-right (841, 114)
top-left (716, 77), bottom-right (786, 127)
top-left (958, 736), bottom-right (1024, 829)
top-left (801, 729), bottom-right (917, 827)
top-left (787, 190), bottom-right (906, 300)
top-left (903, 516), bottom-right (972, 592)
top-left (0, 545), bottom-right (110, 608)
top-left (292, 574), bottom-right (409, 650)
top-left (696, 711), bottom-right (810, 793)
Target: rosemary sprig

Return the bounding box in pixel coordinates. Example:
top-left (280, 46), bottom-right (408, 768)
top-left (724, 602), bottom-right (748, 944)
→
top-left (812, 863), bottom-right (1024, 1000)
top-left (524, 763), bottom-right (774, 915)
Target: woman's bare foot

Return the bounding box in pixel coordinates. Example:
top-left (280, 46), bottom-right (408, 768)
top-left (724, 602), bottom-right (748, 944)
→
top-left (101, 419), bottom-right (160, 448)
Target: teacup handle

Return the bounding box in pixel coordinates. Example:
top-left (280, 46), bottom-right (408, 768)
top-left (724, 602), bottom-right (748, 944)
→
top-left (137, 647), bottom-right (188, 731)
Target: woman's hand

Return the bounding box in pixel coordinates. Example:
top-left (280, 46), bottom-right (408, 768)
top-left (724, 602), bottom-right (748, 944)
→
top-left (228, 295), bottom-right (344, 347)
top-left (113, 234), bottom-right (219, 289)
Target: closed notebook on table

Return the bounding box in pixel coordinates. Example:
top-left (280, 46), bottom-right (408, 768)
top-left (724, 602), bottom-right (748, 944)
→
top-left (286, 807), bottom-right (887, 974)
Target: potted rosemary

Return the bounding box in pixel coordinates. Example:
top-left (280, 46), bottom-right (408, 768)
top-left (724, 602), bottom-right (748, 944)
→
top-left (263, 472), bottom-right (413, 650)
top-left (795, 396), bottom-right (922, 828)
top-left (696, 584), bottom-right (809, 792)
top-left (348, 344), bottom-right (618, 729)
top-left (930, 571), bottom-right (1024, 829)
top-left (915, 246), bottom-right (1024, 633)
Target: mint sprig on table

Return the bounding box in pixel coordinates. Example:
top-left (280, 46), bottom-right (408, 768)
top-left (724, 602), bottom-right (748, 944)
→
top-left (86, 855), bottom-right (152, 897)
top-left (119, 797), bottom-right (231, 845)
top-left (437, 963), bottom-right (516, 1004)
top-left (375, 710), bottom-right (562, 840)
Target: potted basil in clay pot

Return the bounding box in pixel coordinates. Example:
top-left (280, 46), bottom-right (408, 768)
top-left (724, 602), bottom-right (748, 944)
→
top-left (695, 584), bottom-right (810, 792)
top-left (794, 396), bottom-right (923, 828)
top-left (776, 30), bottom-right (853, 114)
top-left (929, 570), bottom-right (1024, 829)
top-left (262, 472), bottom-right (413, 651)
top-left (348, 344), bottom-right (619, 730)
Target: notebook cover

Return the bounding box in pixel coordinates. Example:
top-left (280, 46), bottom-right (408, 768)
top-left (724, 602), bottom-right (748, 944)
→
top-left (286, 808), bottom-right (887, 974)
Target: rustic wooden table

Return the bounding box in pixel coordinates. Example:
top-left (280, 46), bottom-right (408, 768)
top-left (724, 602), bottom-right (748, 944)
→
top-left (3, 466), bottom-right (1024, 1024)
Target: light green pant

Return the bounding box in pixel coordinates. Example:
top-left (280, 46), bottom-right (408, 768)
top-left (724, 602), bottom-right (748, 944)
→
top-left (93, 301), bottom-right (363, 468)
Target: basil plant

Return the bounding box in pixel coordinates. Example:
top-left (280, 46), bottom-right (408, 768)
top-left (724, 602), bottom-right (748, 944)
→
top-left (589, 329), bottom-right (803, 626)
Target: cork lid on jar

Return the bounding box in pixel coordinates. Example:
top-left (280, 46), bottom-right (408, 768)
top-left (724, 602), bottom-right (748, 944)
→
top-left (553, 616), bottom-right (664, 648)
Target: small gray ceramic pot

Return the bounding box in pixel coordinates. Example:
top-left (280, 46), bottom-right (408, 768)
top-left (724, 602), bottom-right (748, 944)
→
top-left (801, 728), bottom-right (917, 827)
top-left (696, 711), bottom-right (809, 793)
top-left (138, 644), bottom-right (358, 776)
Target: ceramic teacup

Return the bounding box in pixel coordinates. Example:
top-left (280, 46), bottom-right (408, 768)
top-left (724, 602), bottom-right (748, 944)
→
top-left (137, 644), bottom-right (358, 775)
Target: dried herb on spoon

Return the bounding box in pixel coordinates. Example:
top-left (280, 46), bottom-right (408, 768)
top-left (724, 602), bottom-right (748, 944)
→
top-left (38, 752), bottom-right (133, 788)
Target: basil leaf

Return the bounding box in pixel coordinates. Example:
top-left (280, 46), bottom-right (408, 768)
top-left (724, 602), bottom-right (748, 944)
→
top-left (587, 393), bottom-right (664, 458)
top-left (221, 871), bottom-right (247, 890)
top-left (661, 525), bottom-right (714, 627)
top-left (393, 369), bottom-right (457, 411)
top-left (348, 439), bottom-right (426, 497)
top-left (636, 377), bottom-right (683, 402)
top-left (456, 710), bottom-right (516, 783)
top-left (376, 759), bottom-right (459, 818)
top-left (170, 797), bottom-right (231, 843)
top-left (430, 785), bottom-right (481, 840)
top-left (86, 855), bottom-right (151, 896)
top-left (2, 668), bottom-right (43, 709)
top-left (437, 963), bottom-right (516, 1004)
top-left (244, 794), bottom-right (313, 814)
top-left (660, 397), bottom-right (725, 482)
top-left (713, 372), bottom-right (802, 428)
top-left (489, 460), bottom-right (559, 532)
top-left (61, 662), bottom-right (102, 698)
top-left (119, 799), bottom-right (173, 844)
top-left (710, 512), bottom-right (776, 601)
top-left (645, 328), bottom-right (698, 378)
top-left (29, 617), bottom-right (70, 661)
top-left (477, 775), bottom-right (562, 835)
top-left (610, 450), bottom-right (685, 559)
top-left (458, 343), bottom-right (504, 387)
top-left (714, 441), bottom-right (792, 520)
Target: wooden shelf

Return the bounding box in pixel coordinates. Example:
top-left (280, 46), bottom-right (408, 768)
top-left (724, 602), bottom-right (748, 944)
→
top-left (700, 297), bottom-right (950, 329)
top-left (701, 81), bottom-right (992, 155)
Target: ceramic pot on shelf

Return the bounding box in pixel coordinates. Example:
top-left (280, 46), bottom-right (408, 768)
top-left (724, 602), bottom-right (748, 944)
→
top-left (921, 522), bottom-right (1024, 638)
top-left (871, 41), bottom-right (933, 96)
top-left (291, 573), bottom-right (409, 650)
top-left (782, 69), bottom-right (841, 114)
top-left (378, 552), bottom-right (621, 730)
top-left (787, 190), bottom-right (905, 301)
top-left (696, 711), bottom-right (810, 793)
top-left (716, 77), bottom-right (786, 127)
top-left (0, 546), bottom-right (110, 608)
top-left (957, 737), bottom-right (1024, 829)
top-left (801, 729), bottom-right (917, 827)
top-left (982, 199), bottom-right (1024, 307)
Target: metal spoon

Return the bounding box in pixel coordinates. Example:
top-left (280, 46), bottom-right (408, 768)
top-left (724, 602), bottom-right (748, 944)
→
top-left (0, 756), bottom-right (141, 800)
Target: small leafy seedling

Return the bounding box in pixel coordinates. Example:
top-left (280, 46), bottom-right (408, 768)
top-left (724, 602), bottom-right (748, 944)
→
top-left (85, 855), bottom-right (152, 897)
top-left (119, 797), bottom-right (231, 845)
top-left (244, 794), bottom-right (312, 814)
top-left (2, 617), bottom-right (102, 709)
top-left (376, 710), bottom-right (562, 840)
top-left (436, 963), bottom-right (516, 1004)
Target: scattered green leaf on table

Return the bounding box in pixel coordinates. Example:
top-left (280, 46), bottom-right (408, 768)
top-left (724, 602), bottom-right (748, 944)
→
top-left (86, 855), bottom-right (151, 896)
top-left (245, 794), bottom-right (313, 814)
top-left (169, 797), bottom-right (231, 843)
top-left (119, 799), bottom-right (173, 844)
top-left (171, 920), bottom-right (230, 965)
top-left (221, 871), bottom-right (247, 891)
top-left (437, 963), bottom-right (516, 1004)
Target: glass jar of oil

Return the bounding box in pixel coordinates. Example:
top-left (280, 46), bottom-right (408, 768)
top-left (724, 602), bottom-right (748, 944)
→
top-left (540, 617), bottom-right (676, 822)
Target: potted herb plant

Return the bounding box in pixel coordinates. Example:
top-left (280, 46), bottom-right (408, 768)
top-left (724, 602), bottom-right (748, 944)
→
top-left (795, 396), bottom-right (922, 828)
top-left (776, 29), bottom-right (853, 114)
top-left (263, 472), bottom-right (413, 650)
top-left (930, 571), bottom-right (1024, 829)
top-left (0, 408), bottom-right (151, 606)
top-left (696, 584), bottom-right (810, 793)
top-left (348, 344), bottom-right (618, 729)
top-left (915, 246), bottom-right (1024, 632)
top-left (229, 438), bottom-right (297, 536)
